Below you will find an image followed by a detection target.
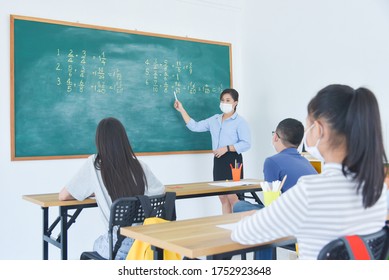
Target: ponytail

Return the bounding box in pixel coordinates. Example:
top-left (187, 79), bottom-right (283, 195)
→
top-left (308, 85), bottom-right (387, 208)
top-left (343, 87), bottom-right (387, 208)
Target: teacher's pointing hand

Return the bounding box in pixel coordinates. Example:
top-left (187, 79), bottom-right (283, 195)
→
top-left (174, 100), bottom-right (184, 112)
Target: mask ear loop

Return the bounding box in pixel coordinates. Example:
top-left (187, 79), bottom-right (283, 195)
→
top-left (233, 101), bottom-right (238, 112)
top-left (313, 121), bottom-right (324, 147)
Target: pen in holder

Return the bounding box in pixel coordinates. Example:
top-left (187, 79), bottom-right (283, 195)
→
top-left (230, 162), bottom-right (242, 182)
top-left (261, 175), bottom-right (287, 206)
top-left (260, 180), bottom-right (283, 206)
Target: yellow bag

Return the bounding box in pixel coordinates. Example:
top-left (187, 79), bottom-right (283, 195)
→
top-left (126, 217), bottom-right (181, 260)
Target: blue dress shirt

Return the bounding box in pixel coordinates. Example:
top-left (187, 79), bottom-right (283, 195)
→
top-left (186, 112), bottom-right (251, 154)
top-left (263, 148), bottom-right (318, 192)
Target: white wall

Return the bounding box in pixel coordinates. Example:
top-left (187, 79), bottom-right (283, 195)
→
top-left (241, 0), bottom-right (389, 172)
top-left (1, 0), bottom-right (389, 260)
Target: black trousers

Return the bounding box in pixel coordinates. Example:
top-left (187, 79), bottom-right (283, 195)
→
top-left (213, 152), bottom-right (243, 181)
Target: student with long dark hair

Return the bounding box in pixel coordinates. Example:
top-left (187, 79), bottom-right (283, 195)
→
top-left (59, 117), bottom-right (164, 259)
top-left (232, 84), bottom-right (388, 259)
top-left (174, 88), bottom-right (251, 214)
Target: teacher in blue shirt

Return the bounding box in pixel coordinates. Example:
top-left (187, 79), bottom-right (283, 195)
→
top-left (174, 88), bottom-right (251, 214)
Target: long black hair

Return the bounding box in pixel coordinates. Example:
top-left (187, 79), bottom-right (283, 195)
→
top-left (308, 84), bottom-right (387, 208)
top-left (94, 117), bottom-right (147, 201)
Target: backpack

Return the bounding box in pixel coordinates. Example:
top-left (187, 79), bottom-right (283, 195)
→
top-left (341, 235), bottom-right (372, 260)
top-left (126, 216), bottom-right (181, 260)
top-left (126, 193), bottom-right (181, 260)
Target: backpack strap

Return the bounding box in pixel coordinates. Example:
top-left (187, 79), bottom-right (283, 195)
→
top-left (341, 235), bottom-right (372, 260)
top-left (112, 234), bottom-right (125, 259)
top-left (164, 192), bottom-right (176, 221)
top-left (137, 195), bottom-right (153, 218)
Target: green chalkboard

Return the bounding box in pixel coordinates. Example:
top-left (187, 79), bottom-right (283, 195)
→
top-left (11, 15), bottom-right (231, 160)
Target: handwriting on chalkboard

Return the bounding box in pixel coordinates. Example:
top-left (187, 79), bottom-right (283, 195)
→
top-left (55, 49), bottom-right (225, 97)
top-left (55, 49), bottom-right (123, 95)
top-left (144, 58), bottom-right (224, 96)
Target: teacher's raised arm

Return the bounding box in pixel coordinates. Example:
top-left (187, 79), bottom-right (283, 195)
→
top-left (174, 100), bottom-right (191, 124)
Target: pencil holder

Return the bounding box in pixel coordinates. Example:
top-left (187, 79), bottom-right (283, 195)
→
top-left (231, 166), bottom-right (242, 181)
top-left (263, 191), bottom-right (280, 206)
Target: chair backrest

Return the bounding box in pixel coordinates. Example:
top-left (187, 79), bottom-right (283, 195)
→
top-left (136, 192), bottom-right (176, 221)
top-left (107, 192), bottom-right (176, 259)
top-left (317, 225), bottom-right (389, 260)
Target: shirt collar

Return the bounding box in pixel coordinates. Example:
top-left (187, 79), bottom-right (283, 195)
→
top-left (323, 162), bottom-right (342, 171)
top-left (216, 112), bottom-right (238, 121)
top-left (279, 147), bottom-right (299, 155)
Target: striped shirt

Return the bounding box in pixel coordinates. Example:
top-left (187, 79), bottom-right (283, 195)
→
top-left (231, 163), bottom-right (388, 259)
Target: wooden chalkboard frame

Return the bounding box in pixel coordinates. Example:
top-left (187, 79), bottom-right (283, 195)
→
top-left (10, 15), bottom-right (232, 161)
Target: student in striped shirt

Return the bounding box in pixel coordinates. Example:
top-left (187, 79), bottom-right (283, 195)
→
top-left (231, 84), bottom-right (388, 259)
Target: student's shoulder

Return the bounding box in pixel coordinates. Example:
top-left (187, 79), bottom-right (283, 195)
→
top-left (263, 155), bottom-right (282, 169)
top-left (82, 154), bottom-right (96, 165)
top-left (87, 154), bottom-right (96, 160)
top-left (265, 152), bottom-right (286, 163)
top-left (295, 172), bottom-right (324, 188)
top-left (138, 160), bottom-right (153, 174)
top-left (138, 159), bottom-right (147, 168)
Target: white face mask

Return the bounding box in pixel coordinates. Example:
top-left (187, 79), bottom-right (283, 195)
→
top-left (303, 124), bottom-right (325, 162)
top-left (219, 102), bottom-right (233, 114)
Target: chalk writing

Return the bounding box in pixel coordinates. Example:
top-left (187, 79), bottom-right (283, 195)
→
top-left (55, 51), bottom-right (223, 96)
top-left (55, 49), bottom-right (123, 95)
top-left (144, 58), bottom-right (223, 95)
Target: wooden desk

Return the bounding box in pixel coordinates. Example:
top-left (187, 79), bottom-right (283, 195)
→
top-left (121, 212), bottom-right (295, 260)
top-left (23, 179), bottom-right (262, 260)
top-left (166, 179), bottom-right (262, 202)
top-left (23, 194), bottom-right (96, 260)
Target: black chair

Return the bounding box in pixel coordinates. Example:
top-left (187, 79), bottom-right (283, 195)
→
top-left (317, 225), bottom-right (389, 260)
top-left (80, 192), bottom-right (176, 260)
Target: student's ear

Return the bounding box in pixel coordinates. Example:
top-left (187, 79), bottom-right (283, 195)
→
top-left (313, 120), bottom-right (325, 139)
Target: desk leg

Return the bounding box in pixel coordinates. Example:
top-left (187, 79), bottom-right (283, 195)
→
top-left (250, 192), bottom-right (263, 206)
top-left (151, 246), bottom-right (164, 260)
top-left (59, 207), bottom-right (68, 260)
top-left (272, 247), bottom-right (277, 260)
top-left (42, 207), bottom-right (48, 260)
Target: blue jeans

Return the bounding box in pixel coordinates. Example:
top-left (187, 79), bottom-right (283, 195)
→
top-left (115, 237), bottom-right (134, 260)
top-left (93, 230), bottom-right (134, 260)
top-left (232, 201), bottom-right (273, 260)
top-left (233, 200), bottom-right (263, 212)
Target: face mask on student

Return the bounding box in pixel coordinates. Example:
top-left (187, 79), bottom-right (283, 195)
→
top-left (303, 124), bottom-right (325, 162)
top-left (220, 102), bottom-right (233, 114)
